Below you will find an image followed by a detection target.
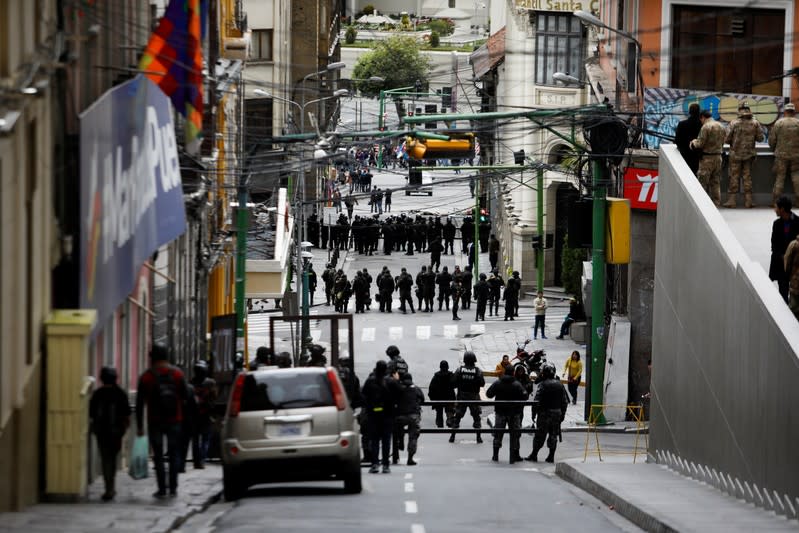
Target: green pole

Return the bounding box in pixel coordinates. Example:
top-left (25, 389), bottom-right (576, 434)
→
top-left (590, 159), bottom-right (607, 422)
top-left (536, 168), bottom-right (544, 291)
top-left (235, 189), bottom-right (248, 366)
top-left (474, 176), bottom-right (480, 278)
top-left (377, 90), bottom-right (386, 168)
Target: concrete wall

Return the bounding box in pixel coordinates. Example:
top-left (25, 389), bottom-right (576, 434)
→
top-left (651, 144), bottom-right (799, 514)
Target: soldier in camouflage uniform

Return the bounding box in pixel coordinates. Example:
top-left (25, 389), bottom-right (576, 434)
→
top-left (769, 103), bottom-right (799, 205)
top-left (724, 102), bottom-right (764, 208)
top-left (690, 109), bottom-right (726, 206)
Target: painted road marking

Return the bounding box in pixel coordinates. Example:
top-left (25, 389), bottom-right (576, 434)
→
top-left (404, 473), bottom-right (413, 480)
top-left (404, 482), bottom-right (414, 493)
top-left (389, 326), bottom-right (403, 340)
top-left (411, 525), bottom-right (426, 533)
top-left (416, 325), bottom-right (431, 340)
top-left (405, 501), bottom-right (418, 514)
top-left (443, 325), bottom-right (458, 339)
top-left (470, 324), bottom-right (485, 334)
top-left (362, 328), bottom-right (375, 342)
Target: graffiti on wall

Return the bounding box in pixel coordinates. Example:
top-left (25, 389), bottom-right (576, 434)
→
top-left (644, 88), bottom-right (785, 149)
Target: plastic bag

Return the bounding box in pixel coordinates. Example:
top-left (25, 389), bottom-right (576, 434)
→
top-left (128, 435), bottom-right (149, 480)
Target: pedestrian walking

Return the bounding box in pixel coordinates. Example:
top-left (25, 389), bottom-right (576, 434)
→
top-left (461, 266), bottom-right (473, 310)
top-left (190, 360), bottom-right (217, 469)
top-left (449, 351), bottom-right (485, 444)
top-left (690, 109), bottom-right (726, 206)
top-left (474, 273), bottom-right (489, 321)
top-left (770, 102), bottom-right (799, 205)
top-left (563, 351), bottom-right (583, 405)
top-left (135, 343), bottom-right (189, 498)
top-left (525, 363), bottom-right (569, 463)
top-left (428, 360), bottom-right (456, 428)
top-left (487, 272), bottom-right (504, 317)
top-left (770, 196), bottom-right (799, 302)
top-left (450, 278), bottom-right (463, 320)
top-left (384, 188), bottom-right (392, 212)
top-left (486, 365), bottom-right (527, 464)
top-left (533, 291), bottom-right (548, 339)
top-left (503, 271), bottom-right (521, 320)
top-left (724, 102), bottom-right (764, 208)
top-left (392, 373), bottom-right (425, 466)
top-left (89, 367), bottom-right (131, 501)
top-left (361, 360), bottom-right (401, 474)
top-left (488, 234), bottom-right (500, 271)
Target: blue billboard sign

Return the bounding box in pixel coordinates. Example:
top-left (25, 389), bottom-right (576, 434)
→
top-left (80, 75), bottom-right (186, 325)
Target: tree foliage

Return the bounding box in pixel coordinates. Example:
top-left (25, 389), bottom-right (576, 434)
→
top-left (345, 26), bottom-right (357, 44)
top-left (351, 36), bottom-right (431, 99)
top-left (561, 233), bottom-right (587, 305)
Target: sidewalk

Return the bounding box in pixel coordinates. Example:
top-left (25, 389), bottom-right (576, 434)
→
top-left (557, 461), bottom-right (798, 532)
top-left (0, 464), bottom-right (222, 533)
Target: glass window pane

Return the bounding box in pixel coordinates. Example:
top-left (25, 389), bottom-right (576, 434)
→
top-left (558, 14), bottom-right (568, 33)
top-left (556, 36), bottom-right (568, 75)
top-left (571, 16), bottom-right (581, 33)
top-left (536, 35), bottom-right (545, 83)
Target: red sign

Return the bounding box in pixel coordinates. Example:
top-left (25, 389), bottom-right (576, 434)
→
top-left (623, 167), bottom-right (658, 211)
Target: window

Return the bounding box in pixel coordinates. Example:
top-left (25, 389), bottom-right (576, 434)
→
top-left (449, 0), bottom-right (456, 7)
top-left (535, 13), bottom-right (584, 86)
top-left (251, 29), bottom-right (273, 61)
top-left (671, 7), bottom-right (784, 95)
top-left (241, 371), bottom-right (334, 412)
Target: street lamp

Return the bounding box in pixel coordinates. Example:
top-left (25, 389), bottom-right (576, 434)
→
top-left (553, 72), bottom-right (586, 86)
top-left (573, 9), bottom-right (643, 422)
top-left (573, 10), bottom-right (643, 106)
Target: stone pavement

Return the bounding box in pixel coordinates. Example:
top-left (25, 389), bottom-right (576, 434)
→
top-left (0, 464), bottom-right (222, 533)
top-left (557, 461), bottom-right (799, 532)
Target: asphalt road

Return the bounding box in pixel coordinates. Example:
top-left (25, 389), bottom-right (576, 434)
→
top-left (190, 161), bottom-right (644, 533)
top-left (183, 433), bottom-right (643, 533)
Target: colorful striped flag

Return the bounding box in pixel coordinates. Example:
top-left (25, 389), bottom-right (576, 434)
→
top-left (139, 0), bottom-right (204, 153)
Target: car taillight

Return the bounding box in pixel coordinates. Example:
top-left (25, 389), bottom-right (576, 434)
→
top-left (228, 372), bottom-right (246, 417)
top-left (327, 369), bottom-right (347, 411)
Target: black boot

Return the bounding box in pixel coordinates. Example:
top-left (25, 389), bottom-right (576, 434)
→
top-left (525, 446), bottom-right (541, 462)
top-left (449, 433), bottom-right (456, 443)
top-left (476, 432), bottom-right (483, 444)
top-left (407, 454), bottom-right (417, 466)
top-left (492, 449), bottom-right (499, 462)
top-left (545, 449), bottom-right (555, 463)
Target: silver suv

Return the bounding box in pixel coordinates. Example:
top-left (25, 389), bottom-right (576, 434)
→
top-left (220, 366), bottom-right (361, 499)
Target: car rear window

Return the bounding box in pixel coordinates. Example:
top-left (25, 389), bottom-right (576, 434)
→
top-left (240, 371), bottom-right (334, 412)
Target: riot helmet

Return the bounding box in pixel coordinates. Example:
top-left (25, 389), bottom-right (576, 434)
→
top-left (463, 351), bottom-right (477, 366)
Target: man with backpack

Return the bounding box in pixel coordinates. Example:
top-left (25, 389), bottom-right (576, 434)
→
top-left (136, 343), bottom-right (188, 498)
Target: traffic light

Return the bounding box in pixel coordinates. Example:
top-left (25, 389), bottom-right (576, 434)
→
top-left (514, 149), bottom-right (525, 165)
top-left (405, 133), bottom-right (475, 160)
top-left (479, 208), bottom-right (490, 223)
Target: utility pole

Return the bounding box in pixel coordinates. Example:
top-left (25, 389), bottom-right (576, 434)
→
top-left (589, 159), bottom-right (607, 421)
top-left (234, 71), bottom-right (248, 367)
top-left (536, 167), bottom-right (544, 291)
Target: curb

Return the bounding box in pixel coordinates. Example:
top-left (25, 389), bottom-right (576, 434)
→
top-left (556, 462), bottom-right (678, 533)
top-left (167, 484), bottom-right (224, 532)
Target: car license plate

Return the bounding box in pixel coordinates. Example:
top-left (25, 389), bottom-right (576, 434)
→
top-left (279, 424), bottom-right (302, 437)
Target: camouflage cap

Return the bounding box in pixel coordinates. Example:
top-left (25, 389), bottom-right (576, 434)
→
top-left (786, 103), bottom-right (796, 112)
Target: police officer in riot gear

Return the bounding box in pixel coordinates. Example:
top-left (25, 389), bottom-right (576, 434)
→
top-left (385, 345), bottom-right (409, 377)
top-left (449, 351), bottom-right (485, 443)
top-left (392, 373), bottom-right (425, 466)
top-left (486, 364), bottom-right (527, 463)
top-left (525, 362), bottom-right (569, 463)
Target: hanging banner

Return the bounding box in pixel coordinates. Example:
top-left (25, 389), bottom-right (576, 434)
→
top-left (80, 74), bottom-right (186, 325)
